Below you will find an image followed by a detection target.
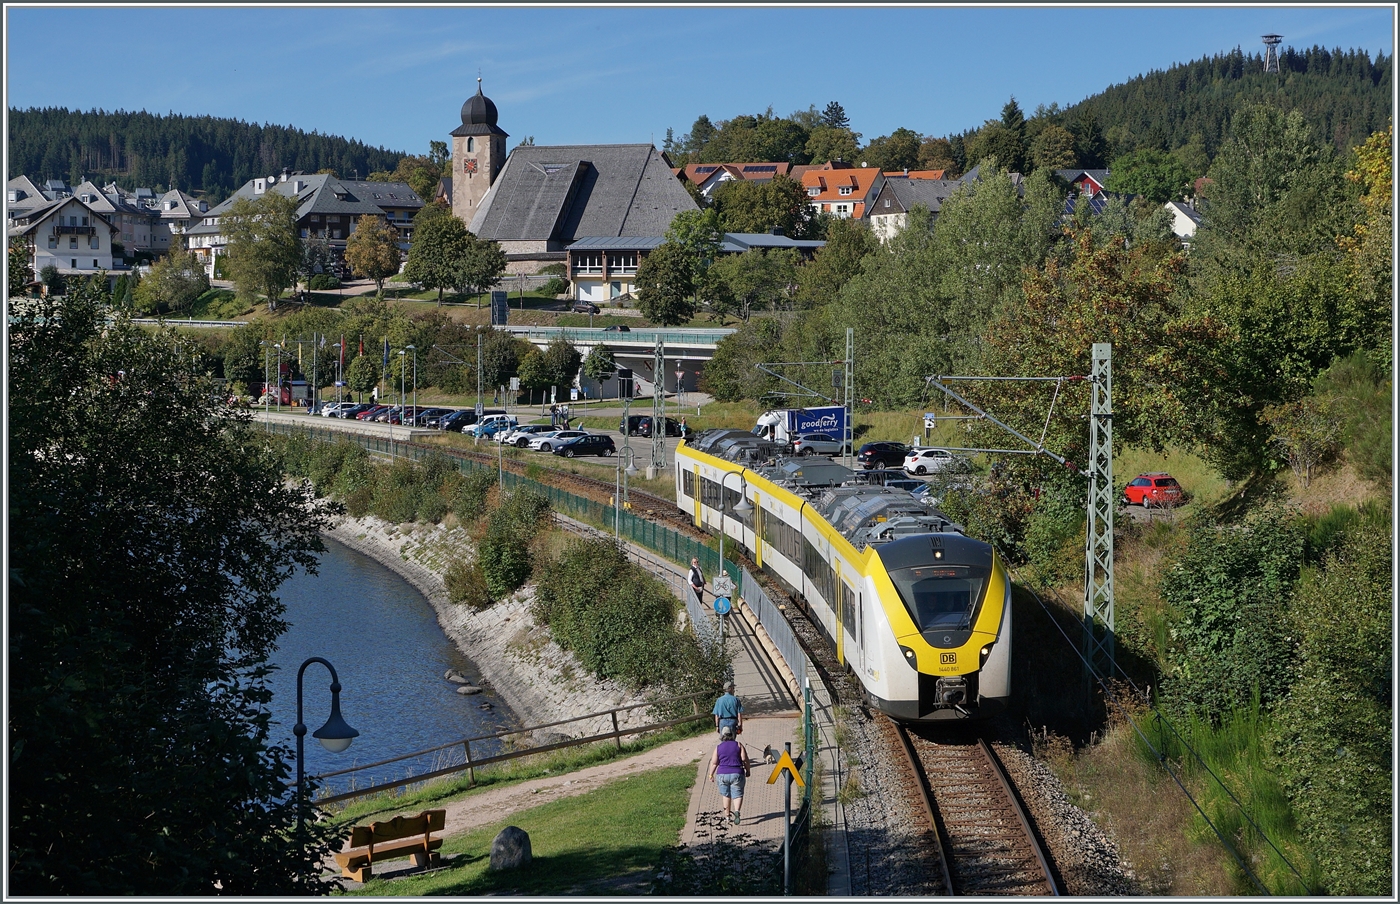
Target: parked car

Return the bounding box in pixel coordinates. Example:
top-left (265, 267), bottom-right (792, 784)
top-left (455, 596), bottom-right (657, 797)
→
top-left (334, 403), bottom-right (372, 419)
top-left (356, 405), bottom-right (390, 421)
top-left (572, 300), bottom-right (600, 314)
top-left (630, 415), bottom-right (690, 438)
top-left (791, 432), bottom-right (847, 456)
top-left (553, 434), bottom-right (616, 458)
top-left (414, 407), bottom-right (454, 427)
top-left (857, 441), bottom-right (910, 470)
top-left (903, 447), bottom-right (968, 475)
top-left (435, 409), bottom-right (475, 431)
top-left (528, 430), bottom-right (588, 452)
top-left (318, 402), bottom-right (351, 417)
top-left (883, 478), bottom-right (927, 494)
top-left (602, 324), bottom-right (631, 332)
top-left (1123, 473), bottom-right (1184, 506)
top-left (503, 424), bottom-right (554, 447)
top-left (620, 414), bottom-right (649, 436)
top-left (469, 415), bottom-right (517, 438)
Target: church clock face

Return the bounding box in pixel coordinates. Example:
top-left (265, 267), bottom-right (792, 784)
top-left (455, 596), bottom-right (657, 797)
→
top-left (463, 158), bottom-right (478, 174)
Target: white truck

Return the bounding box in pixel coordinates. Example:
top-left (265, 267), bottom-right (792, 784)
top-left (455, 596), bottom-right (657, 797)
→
top-left (753, 405), bottom-right (848, 447)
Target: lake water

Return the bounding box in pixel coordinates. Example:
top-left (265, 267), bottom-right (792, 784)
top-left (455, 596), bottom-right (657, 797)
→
top-left (266, 537), bottom-right (511, 796)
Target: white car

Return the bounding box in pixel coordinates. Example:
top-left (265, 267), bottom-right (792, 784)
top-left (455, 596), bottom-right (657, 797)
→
top-left (500, 424), bottom-right (552, 447)
top-left (903, 447), bottom-right (968, 476)
top-left (319, 402), bottom-right (354, 417)
top-left (527, 430), bottom-right (588, 452)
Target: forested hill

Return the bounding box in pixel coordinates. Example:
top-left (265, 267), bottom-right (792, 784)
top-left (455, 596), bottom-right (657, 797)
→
top-left (7, 107), bottom-right (407, 201)
top-left (1065, 45), bottom-right (1391, 158)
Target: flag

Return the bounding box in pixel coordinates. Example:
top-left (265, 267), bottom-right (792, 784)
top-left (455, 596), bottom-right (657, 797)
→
top-left (382, 336), bottom-right (389, 370)
top-left (358, 334), bottom-right (364, 357)
top-left (340, 334), bottom-right (345, 371)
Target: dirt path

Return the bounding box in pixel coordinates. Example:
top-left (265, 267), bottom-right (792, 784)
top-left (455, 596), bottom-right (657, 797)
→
top-left (346, 733), bottom-right (715, 844)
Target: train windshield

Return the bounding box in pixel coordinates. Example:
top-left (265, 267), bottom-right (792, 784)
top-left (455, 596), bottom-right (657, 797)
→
top-left (888, 564), bottom-right (989, 632)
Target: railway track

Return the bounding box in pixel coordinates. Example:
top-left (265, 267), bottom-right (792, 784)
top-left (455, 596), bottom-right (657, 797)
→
top-left (890, 719), bottom-right (1060, 896)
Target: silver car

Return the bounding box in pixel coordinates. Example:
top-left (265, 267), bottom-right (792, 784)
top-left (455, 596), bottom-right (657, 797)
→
top-left (791, 432), bottom-right (846, 456)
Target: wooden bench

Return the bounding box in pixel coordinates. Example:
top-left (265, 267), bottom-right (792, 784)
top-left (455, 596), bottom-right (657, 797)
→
top-left (333, 809), bottom-right (446, 882)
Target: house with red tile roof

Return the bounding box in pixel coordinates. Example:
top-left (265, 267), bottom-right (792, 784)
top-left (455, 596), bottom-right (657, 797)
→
top-left (673, 162), bottom-right (792, 199)
top-left (799, 163), bottom-right (885, 220)
top-left (883, 169), bottom-right (947, 180)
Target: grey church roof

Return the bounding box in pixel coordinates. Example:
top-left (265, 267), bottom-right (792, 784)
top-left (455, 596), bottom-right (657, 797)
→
top-left (451, 81), bottom-right (508, 138)
top-left (470, 144), bottom-right (697, 245)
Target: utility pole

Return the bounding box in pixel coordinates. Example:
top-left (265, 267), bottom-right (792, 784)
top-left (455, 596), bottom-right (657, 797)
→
top-left (1083, 343), bottom-right (1114, 693)
top-left (650, 336), bottom-right (665, 477)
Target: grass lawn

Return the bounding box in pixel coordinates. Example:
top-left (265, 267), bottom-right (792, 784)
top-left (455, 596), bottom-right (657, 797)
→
top-left (341, 765), bottom-right (695, 896)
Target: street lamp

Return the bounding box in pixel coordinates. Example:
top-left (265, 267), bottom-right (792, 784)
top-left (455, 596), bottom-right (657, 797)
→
top-left (614, 447), bottom-right (640, 540)
top-left (405, 344), bottom-right (417, 421)
top-left (397, 349), bottom-right (407, 452)
top-left (294, 656), bottom-right (359, 836)
top-left (261, 341), bottom-right (272, 429)
top-left (332, 343), bottom-right (343, 402)
top-left (716, 470), bottom-right (753, 591)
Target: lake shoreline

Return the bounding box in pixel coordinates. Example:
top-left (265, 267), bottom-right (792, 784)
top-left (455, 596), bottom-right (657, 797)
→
top-left (322, 513), bottom-right (650, 737)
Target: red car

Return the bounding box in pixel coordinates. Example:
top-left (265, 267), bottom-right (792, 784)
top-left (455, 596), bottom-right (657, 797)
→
top-left (1123, 473), bottom-right (1184, 506)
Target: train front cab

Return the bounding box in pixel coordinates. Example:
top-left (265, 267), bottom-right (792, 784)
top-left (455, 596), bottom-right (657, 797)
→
top-left (865, 534), bottom-right (1013, 722)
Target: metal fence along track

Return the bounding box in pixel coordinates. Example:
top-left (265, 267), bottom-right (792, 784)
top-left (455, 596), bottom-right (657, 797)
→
top-left (740, 568), bottom-right (808, 693)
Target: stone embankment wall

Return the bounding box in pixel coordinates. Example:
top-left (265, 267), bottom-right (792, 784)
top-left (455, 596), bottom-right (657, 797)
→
top-left (323, 513), bottom-right (650, 735)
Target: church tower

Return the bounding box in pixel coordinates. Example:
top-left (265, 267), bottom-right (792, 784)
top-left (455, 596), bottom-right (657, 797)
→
top-left (451, 78), bottom-right (508, 225)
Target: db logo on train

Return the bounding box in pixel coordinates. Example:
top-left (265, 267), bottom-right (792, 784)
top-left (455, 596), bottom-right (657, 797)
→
top-left (941, 653), bottom-right (957, 665)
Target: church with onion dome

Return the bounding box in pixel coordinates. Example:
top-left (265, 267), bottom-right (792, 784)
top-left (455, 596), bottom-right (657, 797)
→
top-left (449, 79), bottom-right (697, 274)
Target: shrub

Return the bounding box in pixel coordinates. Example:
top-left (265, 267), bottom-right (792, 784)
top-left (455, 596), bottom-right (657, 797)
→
top-left (445, 558), bottom-right (493, 608)
top-left (344, 484), bottom-right (373, 518)
top-left (371, 459), bottom-right (424, 524)
top-left (452, 468), bottom-right (498, 522)
top-left (308, 274), bottom-right (341, 290)
top-left (1022, 480), bottom-right (1087, 587)
top-left (539, 276), bottom-right (569, 296)
top-left (1269, 511), bottom-right (1392, 895)
top-left (1158, 503), bottom-right (1304, 721)
top-left (477, 488), bottom-right (551, 597)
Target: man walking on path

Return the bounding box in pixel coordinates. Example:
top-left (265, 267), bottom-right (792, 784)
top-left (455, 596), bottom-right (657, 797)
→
top-left (688, 557), bottom-right (706, 603)
top-left (713, 680), bottom-right (742, 737)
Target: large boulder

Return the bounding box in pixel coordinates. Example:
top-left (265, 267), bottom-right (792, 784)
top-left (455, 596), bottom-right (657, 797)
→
top-left (490, 826), bottom-right (532, 871)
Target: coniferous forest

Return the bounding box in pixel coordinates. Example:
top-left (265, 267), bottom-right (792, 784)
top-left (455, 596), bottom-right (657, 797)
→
top-left (6, 107), bottom-right (406, 200)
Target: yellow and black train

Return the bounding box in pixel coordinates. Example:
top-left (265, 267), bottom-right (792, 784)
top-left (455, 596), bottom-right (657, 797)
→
top-left (676, 430), bottom-right (1012, 721)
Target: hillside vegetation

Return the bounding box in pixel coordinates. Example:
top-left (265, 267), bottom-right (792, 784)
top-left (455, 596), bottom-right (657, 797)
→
top-left (7, 107), bottom-right (406, 199)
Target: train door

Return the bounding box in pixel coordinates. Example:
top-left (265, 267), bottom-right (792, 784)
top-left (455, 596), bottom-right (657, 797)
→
top-left (752, 495), bottom-right (763, 569)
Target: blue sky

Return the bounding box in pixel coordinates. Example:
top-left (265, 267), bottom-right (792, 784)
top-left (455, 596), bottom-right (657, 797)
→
top-left (6, 5), bottom-right (1394, 156)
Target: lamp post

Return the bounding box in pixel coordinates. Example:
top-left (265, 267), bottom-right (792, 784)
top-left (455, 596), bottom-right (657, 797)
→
top-left (261, 341), bottom-right (271, 428)
top-left (406, 344), bottom-right (417, 422)
top-left (397, 349), bottom-right (406, 453)
top-left (614, 447), bottom-right (639, 540)
top-left (332, 343), bottom-right (343, 402)
top-left (294, 656), bottom-right (359, 837)
top-left (717, 471), bottom-right (753, 591)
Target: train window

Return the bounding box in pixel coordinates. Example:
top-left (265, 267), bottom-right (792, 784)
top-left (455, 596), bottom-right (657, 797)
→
top-left (682, 470), bottom-right (695, 498)
top-left (888, 564), bottom-right (989, 632)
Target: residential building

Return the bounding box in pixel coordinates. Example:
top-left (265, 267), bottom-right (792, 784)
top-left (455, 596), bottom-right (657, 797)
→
top-left (799, 162), bottom-right (885, 219)
top-left (673, 162), bottom-right (791, 199)
top-left (7, 194), bottom-right (119, 285)
top-left (72, 181), bottom-right (164, 260)
top-left (1164, 199), bottom-right (1202, 244)
top-left (157, 188), bottom-right (210, 247)
top-left (882, 169), bottom-right (948, 180)
top-left (184, 170), bottom-right (423, 276)
top-left (1056, 169), bottom-right (1111, 197)
top-left (6, 175), bottom-right (52, 223)
top-left (565, 229), bottom-right (823, 302)
top-left (866, 177), bottom-right (966, 241)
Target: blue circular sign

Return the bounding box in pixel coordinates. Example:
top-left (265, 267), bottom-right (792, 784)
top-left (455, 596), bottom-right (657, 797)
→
top-left (713, 596), bottom-right (731, 615)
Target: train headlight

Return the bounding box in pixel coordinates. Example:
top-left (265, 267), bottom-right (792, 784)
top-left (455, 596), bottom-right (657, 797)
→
top-left (898, 645), bottom-right (918, 669)
top-left (980, 645), bottom-right (991, 661)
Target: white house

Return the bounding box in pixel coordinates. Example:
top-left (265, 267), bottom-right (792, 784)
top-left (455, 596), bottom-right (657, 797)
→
top-left (1164, 200), bottom-right (1202, 244)
top-left (7, 195), bottom-right (119, 284)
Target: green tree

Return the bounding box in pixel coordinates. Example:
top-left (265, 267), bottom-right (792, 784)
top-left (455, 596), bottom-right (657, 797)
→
top-left (700, 317), bottom-right (783, 402)
top-left (1105, 147), bottom-right (1191, 203)
top-left (917, 136), bottom-right (958, 174)
top-left (346, 353), bottom-right (380, 401)
top-left (132, 249), bottom-right (209, 315)
top-left (705, 248), bottom-right (799, 322)
top-left (861, 127), bottom-right (921, 173)
top-left (299, 230), bottom-right (332, 287)
top-left (804, 125), bottom-right (861, 166)
top-left (711, 175), bottom-right (820, 238)
top-left (792, 215), bottom-right (877, 309)
top-left (402, 205), bottom-right (468, 304)
top-left (541, 336), bottom-right (582, 395)
top-left (8, 279), bottom-right (340, 894)
top-left (820, 101), bottom-right (850, 129)
top-left (451, 231), bottom-right (508, 306)
top-left (515, 348), bottom-right (552, 400)
top-left (371, 153), bottom-right (441, 205)
top-left (10, 236), bottom-right (34, 297)
top-left (1028, 123), bottom-right (1078, 170)
top-left (39, 264), bottom-right (66, 296)
top-left (582, 343), bottom-right (616, 385)
top-left (635, 242), bottom-right (697, 326)
top-left (344, 215), bottom-right (401, 293)
top-left (223, 192), bottom-right (302, 312)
